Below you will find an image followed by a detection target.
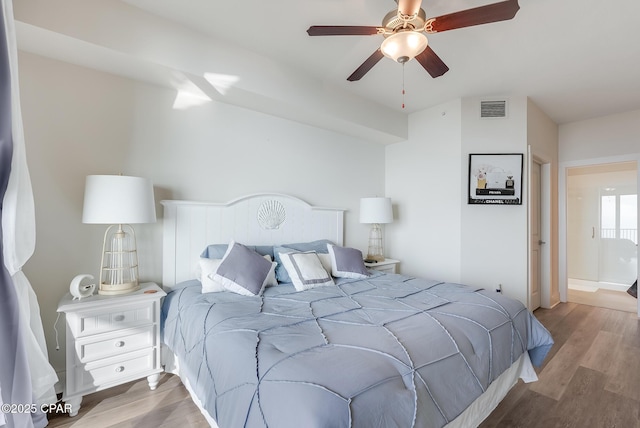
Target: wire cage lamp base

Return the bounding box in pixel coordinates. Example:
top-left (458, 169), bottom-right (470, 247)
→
top-left (366, 223), bottom-right (386, 262)
top-left (98, 224), bottom-right (140, 295)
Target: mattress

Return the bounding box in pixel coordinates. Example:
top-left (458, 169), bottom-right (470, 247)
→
top-left (162, 271), bottom-right (553, 428)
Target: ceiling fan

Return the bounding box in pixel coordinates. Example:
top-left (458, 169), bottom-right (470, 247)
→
top-left (307, 0), bottom-right (520, 81)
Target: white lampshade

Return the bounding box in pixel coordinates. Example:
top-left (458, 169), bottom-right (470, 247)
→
top-left (380, 31), bottom-right (428, 63)
top-left (82, 175), bottom-right (156, 296)
top-left (83, 175), bottom-right (156, 224)
top-left (360, 197), bottom-right (393, 224)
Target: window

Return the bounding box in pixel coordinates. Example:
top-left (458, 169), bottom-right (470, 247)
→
top-left (601, 193), bottom-right (638, 244)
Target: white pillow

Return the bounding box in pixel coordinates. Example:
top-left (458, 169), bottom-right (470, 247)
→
top-left (279, 251), bottom-right (334, 291)
top-left (317, 253), bottom-right (333, 274)
top-left (199, 258), bottom-right (225, 293)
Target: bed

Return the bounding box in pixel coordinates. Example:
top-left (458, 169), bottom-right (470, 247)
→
top-left (160, 194), bottom-right (553, 428)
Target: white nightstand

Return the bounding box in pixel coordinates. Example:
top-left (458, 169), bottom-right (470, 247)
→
top-left (365, 258), bottom-right (400, 274)
top-left (57, 282), bottom-right (166, 417)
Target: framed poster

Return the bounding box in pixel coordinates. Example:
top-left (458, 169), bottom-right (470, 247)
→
top-left (468, 153), bottom-right (523, 205)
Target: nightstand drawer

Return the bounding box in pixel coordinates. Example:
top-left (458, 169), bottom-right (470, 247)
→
top-left (365, 258), bottom-right (399, 274)
top-left (76, 325), bottom-right (156, 363)
top-left (77, 349), bottom-right (157, 392)
top-left (372, 264), bottom-right (396, 273)
top-left (75, 301), bottom-right (156, 338)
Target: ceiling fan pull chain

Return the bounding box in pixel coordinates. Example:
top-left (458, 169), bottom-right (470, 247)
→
top-left (402, 63), bottom-right (406, 109)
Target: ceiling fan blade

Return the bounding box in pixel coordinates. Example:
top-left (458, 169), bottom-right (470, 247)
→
top-left (307, 26), bottom-right (381, 36)
top-left (347, 49), bottom-right (385, 81)
top-left (415, 46), bottom-right (449, 78)
top-left (397, 0), bottom-right (423, 17)
top-left (427, 0), bottom-right (520, 33)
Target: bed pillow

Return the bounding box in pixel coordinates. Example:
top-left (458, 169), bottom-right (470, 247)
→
top-left (200, 244), bottom-right (229, 259)
top-left (263, 255), bottom-right (278, 287)
top-left (327, 244), bottom-right (370, 279)
top-left (274, 239), bottom-right (335, 283)
top-left (273, 246), bottom-right (292, 283)
top-left (317, 253), bottom-right (333, 274)
top-left (201, 244), bottom-right (274, 260)
top-left (200, 254), bottom-right (276, 293)
top-left (279, 251), bottom-right (335, 291)
top-left (212, 241), bottom-right (275, 296)
top-left (199, 258), bottom-right (225, 293)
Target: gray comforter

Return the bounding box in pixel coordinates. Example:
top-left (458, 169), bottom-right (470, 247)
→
top-left (162, 271), bottom-right (553, 428)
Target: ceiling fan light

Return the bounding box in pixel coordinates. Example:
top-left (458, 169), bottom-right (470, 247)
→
top-left (380, 31), bottom-right (428, 63)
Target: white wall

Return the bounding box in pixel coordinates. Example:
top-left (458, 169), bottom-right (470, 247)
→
top-left (460, 97), bottom-right (529, 304)
top-left (18, 52), bottom-right (386, 375)
top-left (385, 99), bottom-right (463, 282)
top-left (386, 96), bottom-right (532, 304)
top-left (14, 0), bottom-right (408, 145)
top-left (559, 110), bottom-right (640, 162)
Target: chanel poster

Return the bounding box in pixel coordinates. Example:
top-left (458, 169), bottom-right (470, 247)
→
top-left (468, 153), bottom-right (523, 205)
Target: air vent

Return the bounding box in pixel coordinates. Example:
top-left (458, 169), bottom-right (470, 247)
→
top-left (480, 100), bottom-right (507, 118)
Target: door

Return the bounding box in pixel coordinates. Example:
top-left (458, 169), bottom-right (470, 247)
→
top-left (567, 176), bottom-right (600, 281)
top-left (567, 162), bottom-right (637, 287)
top-left (530, 160), bottom-right (542, 310)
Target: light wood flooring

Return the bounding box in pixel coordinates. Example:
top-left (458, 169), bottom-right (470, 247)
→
top-left (568, 286), bottom-right (638, 314)
top-left (481, 303), bottom-right (640, 428)
top-left (47, 303), bottom-right (640, 428)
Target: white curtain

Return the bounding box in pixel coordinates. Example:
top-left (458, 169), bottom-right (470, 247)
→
top-left (1, 0), bottom-right (58, 426)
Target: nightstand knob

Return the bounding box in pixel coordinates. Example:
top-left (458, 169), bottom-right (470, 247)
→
top-left (115, 341), bottom-right (125, 348)
top-left (115, 366), bottom-right (125, 373)
top-left (114, 315), bottom-right (125, 322)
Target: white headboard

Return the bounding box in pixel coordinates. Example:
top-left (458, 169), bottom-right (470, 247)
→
top-left (161, 193), bottom-right (345, 288)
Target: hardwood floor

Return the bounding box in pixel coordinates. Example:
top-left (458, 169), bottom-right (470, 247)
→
top-left (46, 374), bottom-right (208, 428)
top-left (481, 303), bottom-right (640, 428)
top-left (568, 286), bottom-right (638, 314)
top-left (46, 303), bottom-right (640, 428)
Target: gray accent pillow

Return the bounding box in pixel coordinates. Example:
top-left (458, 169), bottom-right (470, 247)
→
top-left (212, 241), bottom-right (274, 296)
top-left (327, 244), bottom-right (370, 279)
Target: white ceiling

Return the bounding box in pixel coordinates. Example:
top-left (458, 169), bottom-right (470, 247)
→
top-left (14, 0), bottom-right (640, 142)
top-left (119, 0), bottom-right (640, 125)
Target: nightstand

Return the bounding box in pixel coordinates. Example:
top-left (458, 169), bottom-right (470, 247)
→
top-left (365, 258), bottom-right (400, 274)
top-left (57, 282), bottom-right (166, 417)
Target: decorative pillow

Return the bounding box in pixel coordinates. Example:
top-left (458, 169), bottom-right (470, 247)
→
top-left (279, 251), bottom-right (335, 291)
top-left (201, 254), bottom-right (276, 293)
top-left (317, 253), bottom-right (333, 274)
top-left (199, 258), bottom-right (225, 293)
top-left (263, 255), bottom-right (278, 287)
top-left (274, 239), bottom-right (335, 283)
top-left (273, 246), bottom-right (293, 283)
top-left (327, 244), bottom-right (370, 279)
top-left (212, 241), bottom-right (274, 296)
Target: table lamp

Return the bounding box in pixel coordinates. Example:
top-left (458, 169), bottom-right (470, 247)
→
top-left (82, 175), bottom-right (156, 295)
top-left (359, 197), bottom-right (393, 262)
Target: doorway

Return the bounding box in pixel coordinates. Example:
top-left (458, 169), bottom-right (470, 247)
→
top-left (566, 161), bottom-right (638, 313)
